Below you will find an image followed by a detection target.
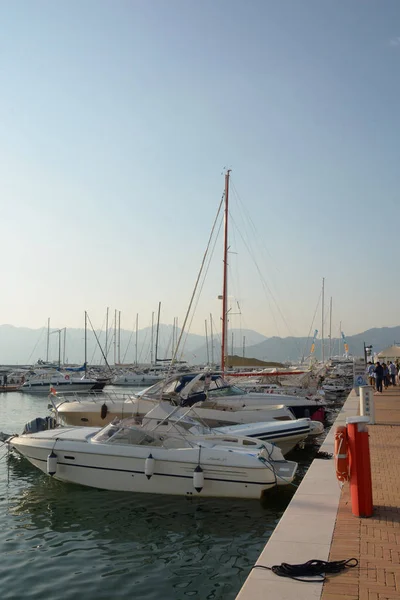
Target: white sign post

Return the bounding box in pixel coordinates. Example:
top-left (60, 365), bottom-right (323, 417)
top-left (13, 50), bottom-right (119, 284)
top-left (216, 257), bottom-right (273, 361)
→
top-left (360, 385), bottom-right (375, 424)
top-left (353, 357), bottom-right (367, 395)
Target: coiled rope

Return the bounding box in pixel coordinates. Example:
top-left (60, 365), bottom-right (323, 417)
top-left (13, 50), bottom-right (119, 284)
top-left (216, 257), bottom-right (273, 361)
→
top-left (252, 558), bottom-right (358, 582)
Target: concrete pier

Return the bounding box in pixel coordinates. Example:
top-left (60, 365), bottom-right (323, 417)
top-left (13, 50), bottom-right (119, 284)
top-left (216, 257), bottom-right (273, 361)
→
top-left (237, 387), bottom-right (400, 599)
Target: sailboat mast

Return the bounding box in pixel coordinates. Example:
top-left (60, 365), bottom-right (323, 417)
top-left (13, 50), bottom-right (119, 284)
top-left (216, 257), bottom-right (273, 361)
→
top-left (321, 277), bottom-right (325, 363)
top-left (105, 307), bottom-right (109, 361)
top-left (155, 301), bottom-right (161, 363)
top-left (135, 313), bottom-right (139, 366)
top-left (58, 330), bottom-right (61, 368)
top-left (329, 297), bottom-right (332, 359)
top-left (243, 335), bottom-right (245, 358)
top-left (114, 309), bottom-right (117, 365)
top-left (172, 317), bottom-right (176, 357)
top-left (46, 317), bottom-right (50, 362)
top-left (221, 169), bottom-right (231, 373)
top-left (84, 311), bottom-right (87, 373)
top-left (118, 311), bottom-right (121, 364)
top-left (210, 313), bottom-right (214, 366)
top-left (205, 319), bottom-right (209, 365)
top-left (150, 311), bottom-right (154, 365)
top-left (63, 328), bottom-right (67, 365)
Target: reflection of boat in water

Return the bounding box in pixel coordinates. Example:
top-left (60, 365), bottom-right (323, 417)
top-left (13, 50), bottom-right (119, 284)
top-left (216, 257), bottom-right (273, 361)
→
top-left (4, 449), bottom-right (296, 600)
top-left (7, 449), bottom-right (293, 540)
top-left (9, 416), bottom-right (297, 499)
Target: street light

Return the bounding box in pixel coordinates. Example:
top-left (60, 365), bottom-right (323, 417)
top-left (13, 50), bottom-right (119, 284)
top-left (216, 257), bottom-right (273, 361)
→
top-left (363, 342), bottom-right (373, 364)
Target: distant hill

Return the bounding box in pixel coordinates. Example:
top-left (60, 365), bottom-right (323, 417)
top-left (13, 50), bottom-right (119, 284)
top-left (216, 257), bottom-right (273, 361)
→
top-left (0, 323), bottom-right (397, 365)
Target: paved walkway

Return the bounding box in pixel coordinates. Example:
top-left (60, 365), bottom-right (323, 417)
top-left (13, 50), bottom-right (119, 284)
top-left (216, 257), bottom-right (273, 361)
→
top-left (322, 388), bottom-right (400, 600)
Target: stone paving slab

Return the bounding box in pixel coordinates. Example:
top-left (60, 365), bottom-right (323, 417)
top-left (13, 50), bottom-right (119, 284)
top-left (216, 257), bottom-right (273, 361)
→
top-left (322, 388), bottom-right (400, 600)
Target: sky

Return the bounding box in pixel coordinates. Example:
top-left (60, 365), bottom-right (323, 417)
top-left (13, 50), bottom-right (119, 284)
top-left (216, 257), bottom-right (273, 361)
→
top-left (0, 0), bottom-right (399, 340)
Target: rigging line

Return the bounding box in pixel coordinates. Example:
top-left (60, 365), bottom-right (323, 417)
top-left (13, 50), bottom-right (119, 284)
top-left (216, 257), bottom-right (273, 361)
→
top-left (138, 324), bottom-right (149, 364)
top-left (229, 213), bottom-right (301, 351)
top-left (86, 313), bottom-right (112, 372)
top-left (179, 213), bottom-right (223, 362)
top-left (26, 322), bottom-right (46, 364)
top-left (231, 179), bottom-right (300, 338)
top-left (173, 191), bottom-right (225, 367)
top-left (122, 318), bottom-right (136, 364)
top-left (231, 179), bottom-right (280, 274)
top-left (90, 314), bottom-right (107, 365)
top-left (229, 211), bottom-right (287, 338)
top-left (229, 215), bottom-right (282, 339)
top-left (178, 207), bottom-right (224, 362)
top-left (179, 213), bottom-right (224, 362)
top-left (301, 290), bottom-right (322, 362)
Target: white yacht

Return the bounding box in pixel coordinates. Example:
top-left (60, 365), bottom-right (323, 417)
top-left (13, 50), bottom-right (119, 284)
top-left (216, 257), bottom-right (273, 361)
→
top-left (8, 418), bottom-right (298, 499)
top-left (20, 369), bottom-right (96, 394)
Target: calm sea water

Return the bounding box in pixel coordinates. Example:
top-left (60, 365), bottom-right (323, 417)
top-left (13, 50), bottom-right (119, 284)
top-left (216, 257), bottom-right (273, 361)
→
top-left (0, 388), bottom-right (318, 600)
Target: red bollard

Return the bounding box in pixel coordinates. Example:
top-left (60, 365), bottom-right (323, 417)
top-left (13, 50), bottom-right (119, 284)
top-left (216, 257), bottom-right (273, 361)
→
top-left (346, 416), bottom-right (373, 518)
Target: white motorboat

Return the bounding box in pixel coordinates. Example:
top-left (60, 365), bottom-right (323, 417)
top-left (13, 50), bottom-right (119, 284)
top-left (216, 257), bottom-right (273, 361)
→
top-left (141, 402), bottom-right (314, 456)
top-left (20, 369), bottom-right (96, 394)
top-left (146, 372), bottom-right (327, 421)
top-left (8, 418), bottom-right (298, 499)
top-left (54, 392), bottom-right (296, 428)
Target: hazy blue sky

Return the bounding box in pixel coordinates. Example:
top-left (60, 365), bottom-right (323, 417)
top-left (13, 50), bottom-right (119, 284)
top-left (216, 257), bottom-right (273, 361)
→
top-left (1, 0), bottom-right (399, 339)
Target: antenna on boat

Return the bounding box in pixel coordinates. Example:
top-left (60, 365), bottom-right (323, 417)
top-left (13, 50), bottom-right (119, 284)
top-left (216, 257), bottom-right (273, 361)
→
top-left (221, 169), bottom-right (231, 374)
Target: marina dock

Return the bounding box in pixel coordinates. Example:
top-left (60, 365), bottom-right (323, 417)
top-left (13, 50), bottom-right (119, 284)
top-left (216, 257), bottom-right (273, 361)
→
top-left (237, 388), bottom-right (400, 600)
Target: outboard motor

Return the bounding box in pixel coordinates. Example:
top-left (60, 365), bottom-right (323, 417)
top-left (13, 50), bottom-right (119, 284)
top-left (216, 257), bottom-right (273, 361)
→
top-left (22, 416), bottom-right (57, 435)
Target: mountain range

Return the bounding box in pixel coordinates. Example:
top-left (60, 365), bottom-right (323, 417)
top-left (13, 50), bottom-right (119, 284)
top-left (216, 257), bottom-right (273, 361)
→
top-left (0, 323), bottom-right (398, 365)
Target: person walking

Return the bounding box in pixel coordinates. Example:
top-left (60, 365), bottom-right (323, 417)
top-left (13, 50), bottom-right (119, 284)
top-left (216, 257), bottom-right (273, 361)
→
top-left (389, 361), bottom-right (397, 386)
top-left (382, 363), bottom-right (390, 389)
top-left (367, 362), bottom-right (376, 389)
top-left (375, 362), bottom-right (384, 393)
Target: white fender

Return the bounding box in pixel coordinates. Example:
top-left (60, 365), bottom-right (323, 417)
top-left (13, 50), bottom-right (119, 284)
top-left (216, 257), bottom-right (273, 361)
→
top-left (47, 451), bottom-right (57, 476)
top-left (145, 454), bottom-right (155, 479)
top-left (193, 465), bottom-right (204, 493)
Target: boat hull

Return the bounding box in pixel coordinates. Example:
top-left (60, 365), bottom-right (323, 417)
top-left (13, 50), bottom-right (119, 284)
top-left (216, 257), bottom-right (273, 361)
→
top-left (10, 436), bottom-right (297, 499)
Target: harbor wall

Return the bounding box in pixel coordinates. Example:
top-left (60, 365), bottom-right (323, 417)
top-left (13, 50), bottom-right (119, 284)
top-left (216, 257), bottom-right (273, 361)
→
top-left (236, 390), bottom-right (359, 600)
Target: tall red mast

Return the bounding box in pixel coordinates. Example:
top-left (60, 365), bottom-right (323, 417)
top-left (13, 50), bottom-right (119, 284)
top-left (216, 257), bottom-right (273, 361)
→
top-left (221, 169), bottom-right (231, 373)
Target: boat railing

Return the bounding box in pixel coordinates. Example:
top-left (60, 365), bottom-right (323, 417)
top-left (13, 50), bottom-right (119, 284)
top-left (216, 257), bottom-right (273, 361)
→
top-left (54, 390), bottom-right (140, 405)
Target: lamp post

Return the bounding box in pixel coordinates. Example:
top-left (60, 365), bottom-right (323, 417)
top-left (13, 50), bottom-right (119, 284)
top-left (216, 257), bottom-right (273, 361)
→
top-left (363, 342), bottom-right (373, 364)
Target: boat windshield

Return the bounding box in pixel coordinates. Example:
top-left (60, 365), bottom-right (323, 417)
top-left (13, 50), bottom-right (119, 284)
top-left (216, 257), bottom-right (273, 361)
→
top-left (92, 420), bottom-right (162, 446)
top-left (143, 373), bottom-right (234, 398)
